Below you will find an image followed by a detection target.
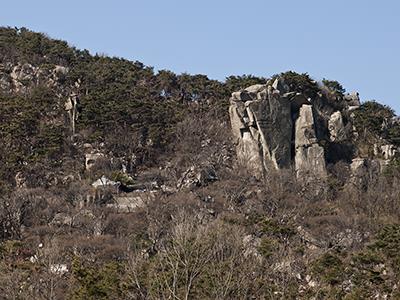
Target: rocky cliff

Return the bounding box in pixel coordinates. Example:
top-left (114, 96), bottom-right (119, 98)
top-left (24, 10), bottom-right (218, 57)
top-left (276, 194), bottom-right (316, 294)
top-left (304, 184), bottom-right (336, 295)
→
top-left (229, 75), bottom-right (399, 181)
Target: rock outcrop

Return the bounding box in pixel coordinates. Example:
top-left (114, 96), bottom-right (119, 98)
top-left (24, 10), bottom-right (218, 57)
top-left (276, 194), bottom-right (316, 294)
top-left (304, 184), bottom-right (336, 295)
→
top-left (380, 144), bottom-right (397, 160)
top-left (344, 91), bottom-right (361, 107)
top-left (350, 158), bottom-right (382, 188)
top-left (177, 165), bottom-right (218, 189)
top-left (65, 93), bottom-right (80, 135)
top-left (229, 80), bottom-right (293, 177)
top-left (85, 152), bottom-right (105, 171)
top-left (328, 111), bottom-right (346, 142)
top-left (228, 77), bottom-right (360, 179)
top-left (0, 62), bottom-right (70, 94)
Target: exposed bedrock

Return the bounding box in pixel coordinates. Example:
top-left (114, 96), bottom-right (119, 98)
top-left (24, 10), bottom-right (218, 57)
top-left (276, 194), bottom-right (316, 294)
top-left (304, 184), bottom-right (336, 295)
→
top-left (228, 77), bottom-right (357, 178)
top-left (294, 104), bottom-right (327, 178)
top-left (229, 79), bottom-right (292, 177)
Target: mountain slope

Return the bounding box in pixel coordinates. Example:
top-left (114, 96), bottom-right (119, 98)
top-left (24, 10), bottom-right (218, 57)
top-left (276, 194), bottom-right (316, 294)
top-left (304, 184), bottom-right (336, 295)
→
top-left (1, 27), bottom-right (400, 299)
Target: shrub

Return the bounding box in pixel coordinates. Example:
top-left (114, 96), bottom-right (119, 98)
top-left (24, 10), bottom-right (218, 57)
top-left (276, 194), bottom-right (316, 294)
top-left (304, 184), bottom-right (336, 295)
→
top-left (352, 101), bottom-right (400, 154)
top-left (322, 78), bottom-right (346, 95)
top-left (71, 260), bottom-right (123, 300)
top-left (272, 71), bottom-right (319, 98)
top-left (372, 224), bottom-right (400, 275)
top-left (258, 237), bottom-right (277, 258)
top-left (312, 251), bottom-right (345, 285)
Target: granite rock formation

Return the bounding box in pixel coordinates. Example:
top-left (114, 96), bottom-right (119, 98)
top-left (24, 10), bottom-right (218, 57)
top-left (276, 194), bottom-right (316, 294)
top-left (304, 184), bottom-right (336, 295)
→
top-left (229, 79), bottom-right (293, 177)
top-left (294, 104), bottom-right (327, 178)
top-left (229, 77), bottom-right (361, 179)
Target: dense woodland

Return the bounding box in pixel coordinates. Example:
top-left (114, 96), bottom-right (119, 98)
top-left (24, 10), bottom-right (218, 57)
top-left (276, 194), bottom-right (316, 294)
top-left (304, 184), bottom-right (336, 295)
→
top-left (1, 27), bottom-right (400, 299)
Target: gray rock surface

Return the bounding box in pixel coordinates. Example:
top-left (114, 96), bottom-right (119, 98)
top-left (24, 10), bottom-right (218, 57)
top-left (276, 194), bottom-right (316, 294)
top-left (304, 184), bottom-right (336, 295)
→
top-left (230, 80), bottom-right (329, 179)
top-left (294, 105), bottom-right (326, 178)
top-left (295, 144), bottom-right (326, 178)
top-left (344, 91), bottom-right (361, 107)
top-left (229, 82), bottom-right (292, 176)
top-left (65, 93), bottom-right (79, 134)
top-left (85, 153), bottom-right (105, 171)
top-left (10, 63), bottom-right (38, 92)
top-left (228, 78), bottom-right (395, 183)
top-left (229, 78), bottom-right (332, 178)
top-left (380, 144), bottom-right (397, 160)
top-left (2, 62), bottom-right (70, 93)
top-left (295, 105), bottom-right (317, 147)
top-left (244, 84), bottom-right (266, 94)
top-left (328, 111), bottom-right (346, 142)
top-left (350, 158), bottom-right (382, 187)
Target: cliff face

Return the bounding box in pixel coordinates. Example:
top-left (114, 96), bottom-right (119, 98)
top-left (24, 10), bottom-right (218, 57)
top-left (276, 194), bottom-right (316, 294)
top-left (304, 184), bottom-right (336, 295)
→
top-left (230, 82), bottom-right (293, 176)
top-left (294, 104), bottom-right (327, 179)
top-left (228, 76), bottom-right (398, 180)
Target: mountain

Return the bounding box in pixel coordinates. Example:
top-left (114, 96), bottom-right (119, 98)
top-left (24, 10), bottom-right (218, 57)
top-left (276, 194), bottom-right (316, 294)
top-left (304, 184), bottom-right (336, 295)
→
top-left (1, 26), bottom-right (400, 299)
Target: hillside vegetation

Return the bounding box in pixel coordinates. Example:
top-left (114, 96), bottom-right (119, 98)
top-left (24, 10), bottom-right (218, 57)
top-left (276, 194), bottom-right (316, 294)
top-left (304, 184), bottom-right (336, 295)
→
top-left (1, 27), bottom-right (400, 299)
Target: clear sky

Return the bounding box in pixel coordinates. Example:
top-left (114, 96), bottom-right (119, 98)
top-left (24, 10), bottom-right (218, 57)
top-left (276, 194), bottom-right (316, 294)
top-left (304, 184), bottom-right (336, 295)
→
top-left (1, 0), bottom-right (399, 113)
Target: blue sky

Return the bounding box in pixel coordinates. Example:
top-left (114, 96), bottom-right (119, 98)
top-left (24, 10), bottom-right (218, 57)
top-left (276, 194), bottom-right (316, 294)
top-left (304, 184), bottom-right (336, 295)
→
top-left (1, 0), bottom-right (399, 113)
